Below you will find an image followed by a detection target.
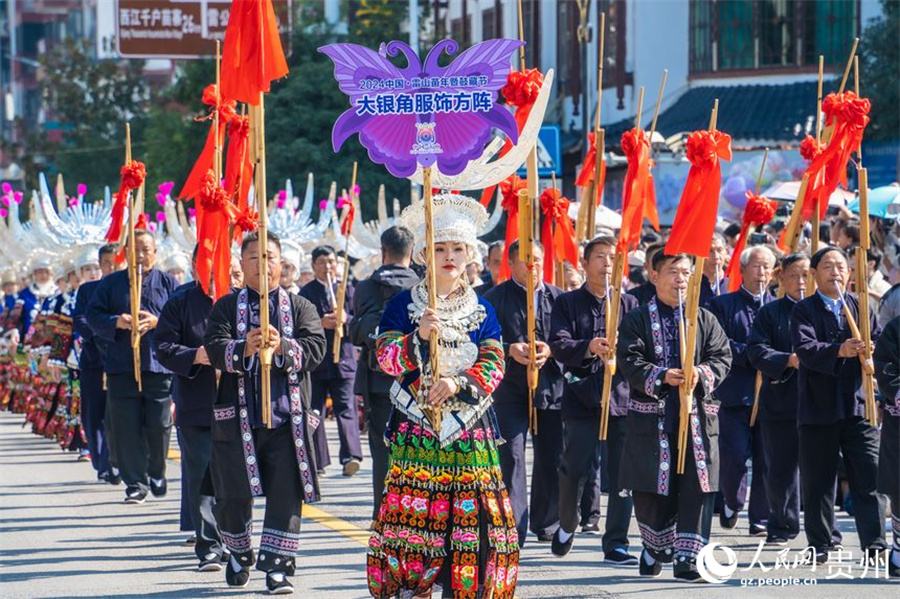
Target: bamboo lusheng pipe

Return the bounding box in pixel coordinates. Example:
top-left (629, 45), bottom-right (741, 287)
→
top-left (599, 86), bottom-right (644, 441)
top-left (577, 12), bottom-right (607, 245)
top-left (253, 94), bottom-right (273, 428)
top-left (836, 280), bottom-right (877, 429)
top-left (599, 253), bottom-right (625, 441)
top-left (676, 100), bottom-right (717, 474)
top-left (522, 147), bottom-right (539, 434)
top-left (419, 167), bottom-right (442, 434)
top-left (855, 167), bottom-right (877, 426)
top-left (123, 123), bottom-right (143, 393)
top-left (333, 162), bottom-right (357, 364)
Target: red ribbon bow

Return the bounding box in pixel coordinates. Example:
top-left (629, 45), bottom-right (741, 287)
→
top-left (539, 188), bottom-right (578, 283)
top-left (497, 174), bottom-right (528, 282)
top-left (106, 160), bottom-right (147, 243)
top-left (725, 192), bottom-right (777, 292)
top-left (665, 130), bottom-right (732, 257)
top-left (478, 69), bottom-right (545, 208)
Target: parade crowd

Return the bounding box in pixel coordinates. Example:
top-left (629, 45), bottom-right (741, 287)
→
top-left (0, 192), bottom-right (898, 598)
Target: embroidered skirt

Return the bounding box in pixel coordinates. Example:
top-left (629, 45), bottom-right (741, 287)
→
top-left (366, 417), bottom-right (519, 599)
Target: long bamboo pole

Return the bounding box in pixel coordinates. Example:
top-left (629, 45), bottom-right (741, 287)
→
top-left (419, 168), bottom-right (442, 433)
top-left (333, 163), bottom-right (356, 363)
top-left (255, 93), bottom-right (273, 428)
top-left (599, 87), bottom-right (643, 440)
top-left (125, 123), bottom-right (142, 393)
top-left (523, 149), bottom-right (539, 434)
top-left (748, 148), bottom-right (770, 428)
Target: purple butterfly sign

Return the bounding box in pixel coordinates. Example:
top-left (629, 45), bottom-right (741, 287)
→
top-left (319, 39), bottom-right (523, 178)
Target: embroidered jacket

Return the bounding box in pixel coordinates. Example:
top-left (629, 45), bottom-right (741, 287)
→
top-left (204, 287), bottom-right (326, 501)
top-left (616, 296), bottom-right (732, 495)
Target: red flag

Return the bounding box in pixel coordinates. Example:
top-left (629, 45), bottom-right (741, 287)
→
top-left (220, 0), bottom-right (289, 106)
top-left (497, 174), bottom-right (528, 282)
top-left (617, 128), bottom-right (655, 254)
top-left (665, 130), bottom-right (732, 257)
top-left (179, 85), bottom-right (237, 201)
top-left (539, 188), bottom-right (579, 283)
top-left (224, 113), bottom-right (253, 243)
top-left (575, 132), bottom-right (607, 207)
top-left (725, 193), bottom-right (777, 292)
top-left (479, 68), bottom-right (544, 207)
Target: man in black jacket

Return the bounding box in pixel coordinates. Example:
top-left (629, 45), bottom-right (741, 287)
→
top-left (154, 246), bottom-right (232, 571)
top-left (485, 240), bottom-right (564, 546)
top-left (874, 315), bottom-right (900, 577)
top-left (348, 226), bottom-right (418, 518)
top-left (549, 236), bottom-right (638, 563)
top-left (790, 246), bottom-right (886, 564)
top-left (747, 253), bottom-right (808, 545)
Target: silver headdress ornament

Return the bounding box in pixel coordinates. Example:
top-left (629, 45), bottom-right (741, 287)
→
top-left (399, 194), bottom-right (488, 265)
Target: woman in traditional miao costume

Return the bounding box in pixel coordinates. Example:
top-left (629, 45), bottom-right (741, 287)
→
top-left (366, 194), bottom-right (518, 599)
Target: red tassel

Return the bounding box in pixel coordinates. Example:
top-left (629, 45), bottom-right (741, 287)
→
top-left (196, 170), bottom-right (240, 299)
top-left (179, 85), bottom-right (236, 201)
top-left (221, 0), bottom-right (289, 105)
top-left (665, 130), bottom-right (732, 257)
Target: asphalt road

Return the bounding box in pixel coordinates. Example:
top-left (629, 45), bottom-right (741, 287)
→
top-left (0, 411), bottom-right (896, 598)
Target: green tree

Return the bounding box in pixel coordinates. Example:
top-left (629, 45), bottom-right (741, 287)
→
top-left (28, 38), bottom-right (151, 193)
top-left (859, 0), bottom-right (899, 141)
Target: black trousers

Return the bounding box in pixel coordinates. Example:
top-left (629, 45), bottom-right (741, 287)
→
top-left (311, 376), bottom-right (362, 468)
top-left (559, 415), bottom-right (633, 553)
top-left (80, 367), bottom-right (109, 475)
top-left (719, 405), bottom-right (769, 526)
top-left (798, 417), bottom-right (887, 551)
top-left (106, 372), bottom-right (172, 492)
top-left (494, 402), bottom-right (562, 543)
top-left (760, 418), bottom-right (800, 539)
top-left (214, 424), bottom-right (303, 575)
top-left (364, 391), bottom-right (393, 520)
top-left (632, 445), bottom-right (715, 563)
top-left (179, 425), bottom-right (223, 559)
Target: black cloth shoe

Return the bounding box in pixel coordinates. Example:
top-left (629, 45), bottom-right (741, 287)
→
top-left (123, 487), bottom-right (147, 504)
top-left (198, 553), bottom-right (223, 572)
top-left (581, 522), bottom-right (601, 535)
top-left (673, 557), bottom-right (706, 582)
top-left (639, 550), bottom-right (662, 578)
top-left (105, 470), bottom-right (122, 486)
top-left (550, 528), bottom-right (574, 557)
top-left (719, 508), bottom-right (738, 529)
top-left (150, 478), bottom-right (168, 498)
top-left (749, 523), bottom-right (767, 537)
top-left (226, 560), bottom-right (250, 588)
top-left (266, 573), bottom-right (294, 595)
top-left (535, 532), bottom-right (554, 542)
top-left (604, 548), bottom-right (639, 566)
top-left (889, 549), bottom-right (900, 578)
top-left (765, 534), bottom-right (789, 546)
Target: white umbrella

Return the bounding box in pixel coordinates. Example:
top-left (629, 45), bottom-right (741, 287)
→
top-left (567, 201), bottom-right (623, 230)
top-left (761, 180), bottom-right (853, 208)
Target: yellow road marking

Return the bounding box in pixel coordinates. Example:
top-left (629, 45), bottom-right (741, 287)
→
top-left (303, 504), bottom-right (370, 547)
top-left (167, 448), bottom-right (370, 548)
